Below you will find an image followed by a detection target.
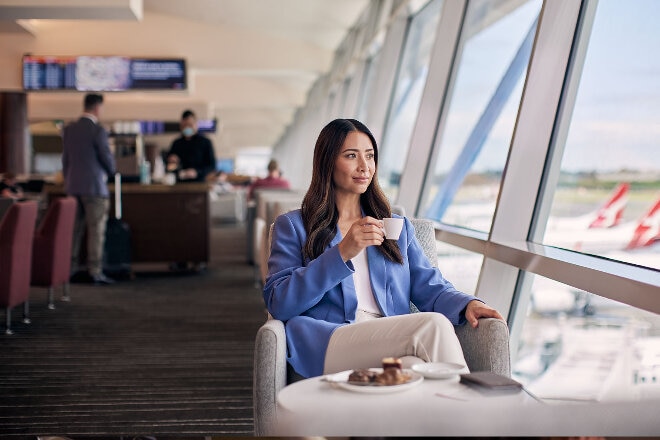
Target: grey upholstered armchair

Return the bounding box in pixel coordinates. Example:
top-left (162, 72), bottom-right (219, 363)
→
top-left (253, 218), bottom-right (511, 436)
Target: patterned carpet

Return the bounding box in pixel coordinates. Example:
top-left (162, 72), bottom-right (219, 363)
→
top-left (0, 223), bottom-right (267, 438)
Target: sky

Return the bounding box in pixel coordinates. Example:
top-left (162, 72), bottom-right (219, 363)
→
top-left (561, 0), bottom-right (660, 173)
top-left (433, 0), bottom-right (659, 175)
top-left (431, 0), bottom-right (541, 175)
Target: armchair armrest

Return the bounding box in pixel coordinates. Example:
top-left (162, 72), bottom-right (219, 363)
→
top-left (253, 318), bottom-right (287, 436)
top-left (454, 317), bottom-right (511, 377)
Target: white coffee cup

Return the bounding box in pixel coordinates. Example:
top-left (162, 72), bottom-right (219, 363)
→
top-left (383, 217), bottom-right (404, 239)
top-left (164, 172), bottom-right (176, 185)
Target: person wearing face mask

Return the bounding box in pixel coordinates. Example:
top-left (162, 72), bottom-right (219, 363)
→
top-left (166, 109), bottom-right (216, 183)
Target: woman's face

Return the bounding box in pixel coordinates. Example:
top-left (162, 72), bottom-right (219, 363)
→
top-left (332, 131), bottom-right (376, 197)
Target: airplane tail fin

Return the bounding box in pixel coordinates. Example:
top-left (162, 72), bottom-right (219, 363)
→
top-left (626, 198), bottom-right (660, 249)
top-left (588, 183), bottom-right (629, 229)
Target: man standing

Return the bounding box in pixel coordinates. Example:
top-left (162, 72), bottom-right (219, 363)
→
top-left (62, 93), bottom-right (116, 285)
top-left (166, 110), bottom-right (216, 183)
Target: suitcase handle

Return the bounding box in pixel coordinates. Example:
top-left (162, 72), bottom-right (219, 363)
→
top-left (114, 173), bottom-right (122, 220)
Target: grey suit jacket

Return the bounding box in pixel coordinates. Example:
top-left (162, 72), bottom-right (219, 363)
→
top-left (62, 116), bottom-right (116, 197)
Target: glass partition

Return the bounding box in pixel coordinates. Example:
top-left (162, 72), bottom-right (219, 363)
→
top-left (356, 52), bottom-right (382, 121)
top-left (337, 77), bottom-right (352, 116)
top-left (378, 0), bottom-right (443, 202)
top-left (419, 0), bottom-right (542, 231)
top-left (514, 273), bottom-right (660, 401)
top-left (435, 241), bottom-right (481, 295)
top-left (513, 0), bottom-right (660, 403)
top-left (539, 0), bottom-right (660, 271)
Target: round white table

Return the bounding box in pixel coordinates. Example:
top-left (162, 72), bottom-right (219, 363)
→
top-left (274, 370), bottom-right (659, 437)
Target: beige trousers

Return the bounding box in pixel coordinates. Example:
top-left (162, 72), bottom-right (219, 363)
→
top-left (71, 196), bottom-right (110, 276)
top-left (324, 312), bottom-right (468, 374)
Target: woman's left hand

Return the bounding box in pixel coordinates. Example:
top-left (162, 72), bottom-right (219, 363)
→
top-left (464, 300), bottom-right (504, 328)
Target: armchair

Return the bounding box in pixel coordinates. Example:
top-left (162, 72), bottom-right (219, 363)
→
top-left (252, 218), bottom-right (511, 435)
top-left (0, 201), bottom-right (38, 335)
top-left (31, 196), bottom-right (77, 309)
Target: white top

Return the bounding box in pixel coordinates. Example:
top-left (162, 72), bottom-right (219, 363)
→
top-left (351, 249), bottom-right (380, 316)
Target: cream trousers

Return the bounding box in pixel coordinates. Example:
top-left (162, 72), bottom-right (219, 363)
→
top-left (323, 312), bottom-right (468, 374)
top-left (71, 196), bottom-right (110, 276)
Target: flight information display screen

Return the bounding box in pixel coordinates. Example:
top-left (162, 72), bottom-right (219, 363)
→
top-left (22, 55), bottom-right (186, 91)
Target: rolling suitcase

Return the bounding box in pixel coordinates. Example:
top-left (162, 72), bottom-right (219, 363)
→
top-left (103, 173), bottom-right (132, 277)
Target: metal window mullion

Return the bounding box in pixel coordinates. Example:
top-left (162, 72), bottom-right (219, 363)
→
top-left (434, 223), bottom-right (488, 255)
top-left (476, 1), bottom-right (584, 320)
top-left (343, 60), bottom-right (367, 117)
top-left (395, 0), bottom-right (467, 216)
top-left (531, 0), bottom-right (599, 241)
top-left (438, 223), bottom-right (660, 315)
top-left (364, 11), bottom-right (409, 145)
top-left (487, 240), bottom-right (660, 314)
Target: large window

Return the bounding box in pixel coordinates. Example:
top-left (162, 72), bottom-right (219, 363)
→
top-left (378, 0), bottom-right (443, 202)
top-left (356, 52), bottom-right (382, 122)
top-left (513, 0), bottom-right (660, 401)
top-left (539, 0), bottom-right (660, 271)
top-left (420, 0), bottom-right (542, 231)
top-left (337, 77), bottom-right (352, 116)
top-left (436, 242), bottom-right (481, 295)
top-left (514, 273), bottom-right (660, 401)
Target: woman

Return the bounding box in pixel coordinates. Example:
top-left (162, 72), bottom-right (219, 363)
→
top-left (263, 119), bottom-right (503, 379)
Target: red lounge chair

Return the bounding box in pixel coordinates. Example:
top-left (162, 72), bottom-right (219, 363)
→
top-left (0, 201), bottom-right (38, 335)
top-left (31, 197), bottom-right (77, 309)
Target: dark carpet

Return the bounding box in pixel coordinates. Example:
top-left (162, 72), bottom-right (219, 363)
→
top-left (0, 223), bottom-right (267, 438)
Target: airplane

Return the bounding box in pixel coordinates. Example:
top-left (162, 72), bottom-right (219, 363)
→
top-left (516, 294), bottom-right (660, 401)
top-left (589, 182), bottom-right (630, 228)
top-left (439, 192), bottom-right (659, 286)
top-left (626, 198), bottom-right (660, 250)
top-left (440, 182), bottom-right (631, 238)
top-left (544, 187), bottom-right (660, 255)
top-left (601, 243), bottom-right (660, 269)
top-left (435, 184), bottom-right (659, 316)
top-left (521, 319), bottom-right (636, 401)
top-left (545, 182), bottom-right (630, 231)
top-left (529, 196), bottom-right (660, 316)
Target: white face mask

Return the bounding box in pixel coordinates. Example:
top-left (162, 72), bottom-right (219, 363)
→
top-left (182, 127), bottom-right (195, 137)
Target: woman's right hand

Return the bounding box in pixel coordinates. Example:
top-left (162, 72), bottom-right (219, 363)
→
top-left (338, 216), bottom-right (385, 262)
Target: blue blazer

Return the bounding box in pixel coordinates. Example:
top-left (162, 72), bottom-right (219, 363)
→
top-left (62, 117), bottom-right (116, 198)
top-left (263, 209), bottom-right (477, 378)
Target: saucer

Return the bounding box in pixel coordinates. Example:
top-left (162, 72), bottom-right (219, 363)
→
top-left (411, 362), bottom-right (467, 379)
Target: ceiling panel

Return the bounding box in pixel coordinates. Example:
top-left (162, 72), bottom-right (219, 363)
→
top-left (1, 0), bottom-right (369, 155)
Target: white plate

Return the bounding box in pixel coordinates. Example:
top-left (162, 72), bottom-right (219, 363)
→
top-left (326, 369), bottom-right (424, 394)
top-left (411, 362), bottom-right (467, 379)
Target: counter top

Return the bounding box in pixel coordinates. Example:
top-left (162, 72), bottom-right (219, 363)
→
top-left (45, 183), bottom-right (210, 194)
top-left (45, 182), bottom-right (210, 264)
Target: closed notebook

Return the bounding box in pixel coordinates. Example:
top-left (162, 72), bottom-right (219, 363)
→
top-left (459, 371), bottom-right (523, 390)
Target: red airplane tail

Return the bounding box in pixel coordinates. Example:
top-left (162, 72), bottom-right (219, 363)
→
top-left (589, 183), bottom-right (629, 229)
top-left (626, 198), bottom-right (660, 249)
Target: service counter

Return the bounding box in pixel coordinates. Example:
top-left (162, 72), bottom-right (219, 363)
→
top-left (46, 183), bottom-right (209, 265)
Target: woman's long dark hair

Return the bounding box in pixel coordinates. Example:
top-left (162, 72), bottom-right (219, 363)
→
top-left (301, 119), bottom-right (403, 264)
